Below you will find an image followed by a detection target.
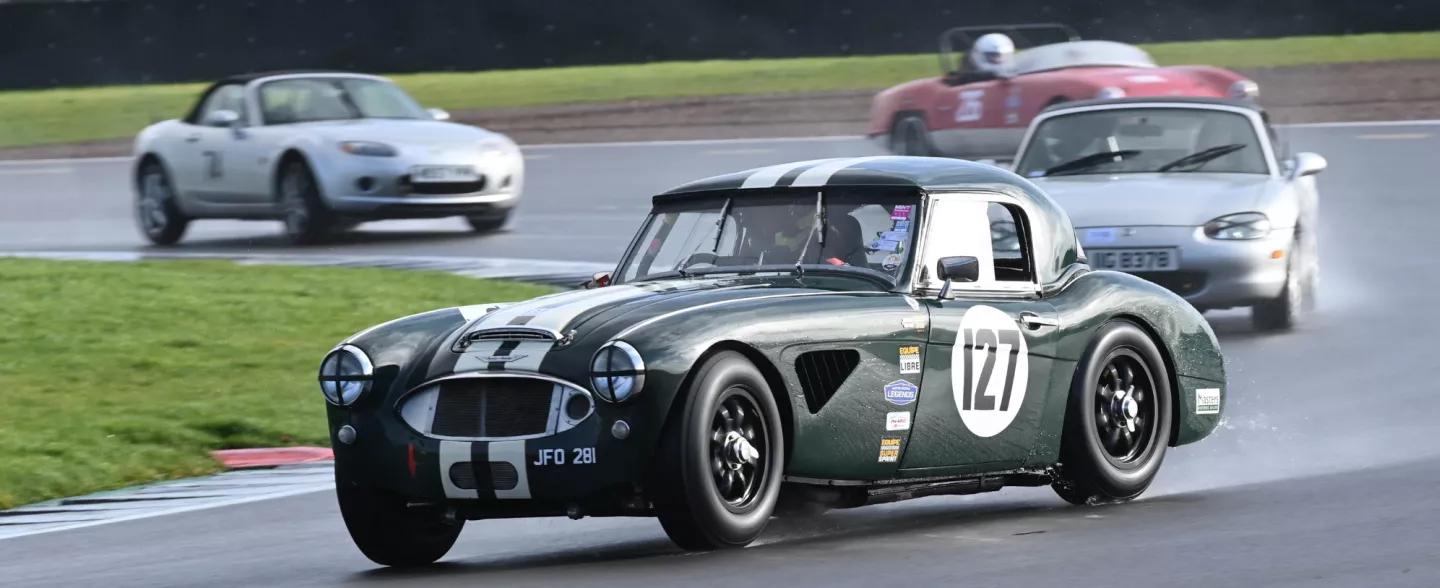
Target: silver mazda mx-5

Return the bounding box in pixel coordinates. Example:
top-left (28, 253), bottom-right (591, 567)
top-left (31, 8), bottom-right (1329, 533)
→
top-left (1010, 97), bottom-right (1326, 332)
top-left (131, 70), bottom-right (524, 245)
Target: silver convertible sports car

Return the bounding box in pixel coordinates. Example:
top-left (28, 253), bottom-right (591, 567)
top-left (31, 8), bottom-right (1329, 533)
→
top-left (131, 70), bottom-right (525, 245)
top-left (1009, 97), bottom-right (1326, 332)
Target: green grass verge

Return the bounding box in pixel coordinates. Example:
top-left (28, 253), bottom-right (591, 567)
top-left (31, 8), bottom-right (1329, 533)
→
top-left (0, 258), bottom-right (555, 509)
top-left (1, 30), bottom-right (1438, 150)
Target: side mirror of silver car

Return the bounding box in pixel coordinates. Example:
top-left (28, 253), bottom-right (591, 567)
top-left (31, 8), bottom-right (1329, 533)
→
top-left (1288, 152), bottom-right (1327, 180)
top-left (204, 109), bottom-right (241, 128)
top-left (428, 108), bottom-right (451, 121)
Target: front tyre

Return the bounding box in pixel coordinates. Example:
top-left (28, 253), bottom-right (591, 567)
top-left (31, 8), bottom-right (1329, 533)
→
top-left (335, 476), bottom-right (463, 567)
top-left (1053, 320), bottom-right (1173, 505)
top-left (465, 210), bottom-right (511, 233)
top-left (278, 158), bottom-right (334, 245)
top-left (134, 160), bottom-right (190, 246)
top-left (1251, 237), bottom-right (1306, 332)
top-left (651, 351), bottom-right (785, 550)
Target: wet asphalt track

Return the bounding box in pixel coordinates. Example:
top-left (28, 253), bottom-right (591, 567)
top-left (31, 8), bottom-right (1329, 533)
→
top-left (3, 125), bottom-right (1440, 586)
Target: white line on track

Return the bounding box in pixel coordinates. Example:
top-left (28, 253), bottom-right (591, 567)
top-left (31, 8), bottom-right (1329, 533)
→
top-left (3, 118), bottom-right (1439, 167)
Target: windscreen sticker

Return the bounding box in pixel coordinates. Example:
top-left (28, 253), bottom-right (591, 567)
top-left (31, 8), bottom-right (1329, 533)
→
top-left (878, 437), bottom-right (902, 462)
top-left (893, 220), bottom-right (911, 232)
top-left (883, 254), bottom-right (903, 271)
top-left (899, 345), bottom-right (922, 374)
top-left (878, 231), bottom-right (907, 241)
top-left (1195, 388), bottom-right (1221, 415)
top-left (884, 379), bottom-right (919, 406)
top-left (891, 205), bottom-right (913, 221)
top-left (952, 305), bottom-right (1029, 438)
top-left (870, 239), bottom-right (903, 252)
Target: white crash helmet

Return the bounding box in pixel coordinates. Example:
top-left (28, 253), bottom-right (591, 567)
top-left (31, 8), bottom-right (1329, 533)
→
top-left (970, 33), bottom-right (1016, 76)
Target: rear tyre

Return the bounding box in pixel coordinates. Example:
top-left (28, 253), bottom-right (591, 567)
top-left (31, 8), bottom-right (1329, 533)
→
top-left (335, 476), bottom-right (463, 567)
top-left (278, 157), bottom-right (334, 245)
top-left (889, 116), bottom-right (935, 157)
top-left (1052, 320), bottom-right (1173, 505)
top-left (465, 210), bottom-right (511, 233)
top-left (1251, 238), bottom-right (1306, 332)
top-left (650, 351), bottom-right (785, 550)
top-left (134, 160), bottom-right (190, 246)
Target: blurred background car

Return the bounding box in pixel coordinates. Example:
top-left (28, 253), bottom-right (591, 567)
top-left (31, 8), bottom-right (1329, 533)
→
top-left (870, 23), bottom-right (1259, 161)
top-left (131, 70), bottom-right (525, 245)
top-left (1010, 96), bottom-right (1326, 331)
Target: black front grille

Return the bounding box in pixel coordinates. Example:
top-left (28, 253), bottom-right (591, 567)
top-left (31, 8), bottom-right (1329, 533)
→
top-left (431, 378), bottom-right (554, 438)
top-left (448, 461), bottom-right (520, 491)
top-left (1133, 271), bottom-right (1207, 297)
top-left (402, 176), bottom-right (488, 194)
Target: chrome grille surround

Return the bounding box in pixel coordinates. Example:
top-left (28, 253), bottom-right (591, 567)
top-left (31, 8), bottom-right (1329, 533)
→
top-left (396, 372), bottom-right (594, 442)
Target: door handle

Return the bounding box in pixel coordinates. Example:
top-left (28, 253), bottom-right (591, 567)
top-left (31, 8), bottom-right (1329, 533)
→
top-left (1019, 311), bottom-right (1057, 329)
top-left (185, 135), bottom-right (201, 143)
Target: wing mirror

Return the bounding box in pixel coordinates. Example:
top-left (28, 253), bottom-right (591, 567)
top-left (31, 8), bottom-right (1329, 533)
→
top-left (1288, 152), bottom-right (1327, 179)
top-left (582, 271), bottom-right (612, 289)
top-left (428, 108), bottom-right (451, 121)
top-left (935, 256), bottom-right (979, 299)
top-left (204, 109), bottom-right (241, 128)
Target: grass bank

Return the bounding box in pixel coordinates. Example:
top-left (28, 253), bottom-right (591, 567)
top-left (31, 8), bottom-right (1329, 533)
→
top-left (1, 30), bottom-right (1438, 150)
top-left (0, 258), bottom-right (554, 509)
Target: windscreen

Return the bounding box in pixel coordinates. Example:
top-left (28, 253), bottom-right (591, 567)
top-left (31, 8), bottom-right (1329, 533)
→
top-left (618, 189), bottom-right (922, 285)
top-left (257, 77), bottom-right (430, 124)
top-left (1014, 108), bottom-right (1269, 177)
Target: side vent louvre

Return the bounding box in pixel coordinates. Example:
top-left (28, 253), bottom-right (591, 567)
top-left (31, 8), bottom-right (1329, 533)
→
top-left (795, 349), bottom-right (860, 414)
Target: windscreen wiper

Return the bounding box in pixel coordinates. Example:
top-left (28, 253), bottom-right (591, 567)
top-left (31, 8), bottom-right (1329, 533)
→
top-left (1157, 144), bottom-right (1247, 172)
top-left (1042, 149), bottom-right (1141, 177)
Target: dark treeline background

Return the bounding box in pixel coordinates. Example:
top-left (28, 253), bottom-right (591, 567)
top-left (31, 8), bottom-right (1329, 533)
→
top-left (1, 0), bottom-right (1437, 91)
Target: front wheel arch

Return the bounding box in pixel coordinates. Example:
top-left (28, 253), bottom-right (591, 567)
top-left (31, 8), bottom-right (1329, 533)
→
top-left (272, 149), bottom-right (313, 201)
top-left (1108, 313), bottom-right (1183, 447)
top-left (652, 341), bottom-right (796, 471)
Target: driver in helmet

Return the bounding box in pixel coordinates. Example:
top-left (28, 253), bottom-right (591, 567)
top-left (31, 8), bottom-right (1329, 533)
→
top-left (947, 32), bottom-right (1016, 85)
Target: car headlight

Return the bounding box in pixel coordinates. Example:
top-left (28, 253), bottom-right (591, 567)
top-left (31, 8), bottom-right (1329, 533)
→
top-left (1204, 212), bottom-right (1271, 240)
top-left (1096, 86), bottom-right (1126, 99)
top-left (1229, 80), bottom-right (1259, 99)
top-left (318, 345), bottom-right (374, 406)
top-left (590, 341), bottom-right (645, 403)
top-left (478, 137), bottom-right (519, 157)
top-left (338, 141), bottom-right (397, 157)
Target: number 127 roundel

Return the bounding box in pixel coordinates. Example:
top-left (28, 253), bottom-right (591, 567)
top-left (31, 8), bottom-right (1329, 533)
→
top-left (954, 305), bottom-right (1029, 438)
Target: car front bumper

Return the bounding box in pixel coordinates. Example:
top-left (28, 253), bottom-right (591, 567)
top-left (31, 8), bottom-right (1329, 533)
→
top-left (313, 151), bottom-right (525, 220)
top-left (325, 373), bottom-right (659, 518)
top-left (1079, 225), bottom-right (1295, 311)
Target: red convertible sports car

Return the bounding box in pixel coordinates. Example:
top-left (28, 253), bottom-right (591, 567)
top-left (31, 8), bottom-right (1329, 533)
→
top-left (869, 24), bottom-right (1259, 160)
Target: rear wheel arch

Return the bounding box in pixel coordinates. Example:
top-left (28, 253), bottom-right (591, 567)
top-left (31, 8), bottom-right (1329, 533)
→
top-left (133, 153), bottom-right (168, 188)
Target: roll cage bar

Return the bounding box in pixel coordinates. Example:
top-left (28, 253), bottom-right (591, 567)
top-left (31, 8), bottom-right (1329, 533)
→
top-left (937, 23), bottom-right (1082, 75)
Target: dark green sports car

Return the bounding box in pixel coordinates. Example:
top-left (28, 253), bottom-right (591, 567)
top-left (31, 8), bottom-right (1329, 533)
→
top-left (318, 156), bottom-right (1227, 567)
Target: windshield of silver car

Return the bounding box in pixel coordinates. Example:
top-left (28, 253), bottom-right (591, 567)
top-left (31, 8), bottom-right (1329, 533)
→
top-left (1014, 107), bottom-right (1268, 178)
top-left (257, 77), bottom-right (429, 124)
top-left (617, 189), bottom-right (922, 285)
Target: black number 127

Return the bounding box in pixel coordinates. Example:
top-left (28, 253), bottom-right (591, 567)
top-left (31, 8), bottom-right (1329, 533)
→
top-left (960, 327), bottom-right (1021, 411)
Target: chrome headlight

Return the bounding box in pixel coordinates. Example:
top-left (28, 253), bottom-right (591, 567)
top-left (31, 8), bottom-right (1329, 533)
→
top-left (589, 341), bottom-right (645, 403)
top-left (1204, 212), bottom-right (1271, 240)
top-left (1096, 86), bottom-right (1127, 99)
top-left (338, 141), bottom-right (397, 157)
top-left (478, 136), bottom-right (519, 157)
top-left (1229, 80), bottom-right (1259, 99)
top-left (319, 345), bottom-right (374, 406)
